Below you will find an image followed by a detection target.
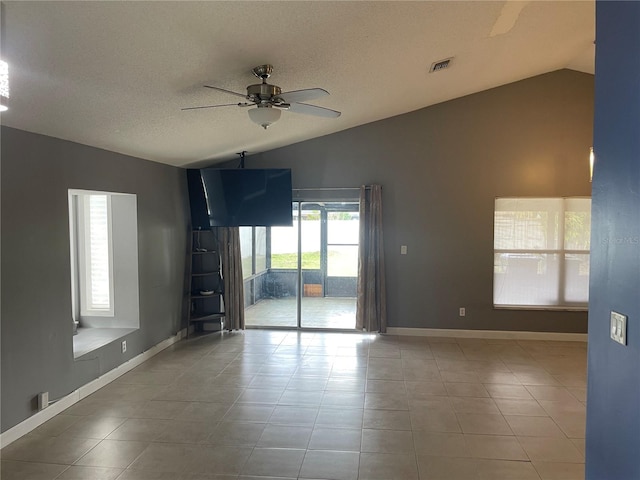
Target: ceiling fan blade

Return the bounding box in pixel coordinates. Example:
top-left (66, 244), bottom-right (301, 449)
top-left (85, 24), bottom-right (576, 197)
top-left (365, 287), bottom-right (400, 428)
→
top-left (182, 102), bottom-right (250, 111)
top-left (278, 88), bottom-right (329, 104)
top-left (203, 85), bottom-right (247, 99)
top-left (286, 102), bottom-right (341, 118)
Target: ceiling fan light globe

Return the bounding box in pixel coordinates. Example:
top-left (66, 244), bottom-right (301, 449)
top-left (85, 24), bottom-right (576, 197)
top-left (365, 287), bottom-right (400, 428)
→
top-left (248, 106), bottom-right (281, 129)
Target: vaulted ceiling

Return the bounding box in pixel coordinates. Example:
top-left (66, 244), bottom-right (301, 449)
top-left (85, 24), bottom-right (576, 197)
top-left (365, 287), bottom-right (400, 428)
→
top-left (1, 1), bottom-right (594, 167)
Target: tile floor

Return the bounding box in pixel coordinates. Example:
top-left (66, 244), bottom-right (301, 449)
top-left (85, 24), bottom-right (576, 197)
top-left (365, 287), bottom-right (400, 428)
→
top-left (245, 297), bottom-right (356, 329)
top-left (1, 330), bottom-right (587, 479)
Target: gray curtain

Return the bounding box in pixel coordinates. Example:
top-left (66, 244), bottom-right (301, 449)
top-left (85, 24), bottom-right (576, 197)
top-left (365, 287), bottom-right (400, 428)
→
top-left (356, 185), bottom-right (387, 333)
top-left (219, 227), bottom-right (245, 331)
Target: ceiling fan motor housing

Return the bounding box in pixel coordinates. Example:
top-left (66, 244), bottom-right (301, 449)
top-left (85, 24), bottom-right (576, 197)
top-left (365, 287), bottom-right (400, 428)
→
top-left (247, 83), bottom-right (282, 104)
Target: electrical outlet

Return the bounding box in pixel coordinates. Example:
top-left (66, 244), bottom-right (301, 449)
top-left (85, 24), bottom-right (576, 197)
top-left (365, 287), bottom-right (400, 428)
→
top-left (121, 340), bottom-right (127, 353)
top-left (459, 307), bottom-right (466, 317)
top-left (400, 245), bottom-right (408, 255)
top-left (38, 392), bottom-right (49, 410)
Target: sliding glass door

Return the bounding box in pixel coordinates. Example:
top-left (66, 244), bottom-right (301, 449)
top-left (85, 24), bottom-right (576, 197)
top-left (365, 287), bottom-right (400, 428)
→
top-left (300, 202), bottom-right (358, 328)
top-left (250, 205), bottom-right (299, 327)
top-left (243, 200), bottom-right (359, 330)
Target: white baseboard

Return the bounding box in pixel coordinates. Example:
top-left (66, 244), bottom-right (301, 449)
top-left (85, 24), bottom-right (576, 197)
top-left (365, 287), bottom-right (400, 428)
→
top-left (386, 327), bottom-right (587, 342)
top-left (0, 328), bottom-right (187, 449)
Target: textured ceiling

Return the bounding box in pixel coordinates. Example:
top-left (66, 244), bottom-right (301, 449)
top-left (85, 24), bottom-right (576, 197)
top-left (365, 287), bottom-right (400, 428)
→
top-left (1, 1), bottom-right (594, 167)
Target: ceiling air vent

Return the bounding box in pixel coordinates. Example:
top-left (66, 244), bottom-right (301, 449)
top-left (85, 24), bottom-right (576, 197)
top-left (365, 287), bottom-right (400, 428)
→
top-left (429, 58), bottom-right (453, 73)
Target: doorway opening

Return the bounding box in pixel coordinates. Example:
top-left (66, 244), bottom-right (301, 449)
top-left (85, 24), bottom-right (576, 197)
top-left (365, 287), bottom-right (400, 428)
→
top-left (243, 201), bottom-right (359, 329)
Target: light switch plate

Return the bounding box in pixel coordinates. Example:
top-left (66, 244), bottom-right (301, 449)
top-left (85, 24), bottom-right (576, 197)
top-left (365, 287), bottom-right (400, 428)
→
top-left (610, 311), bottom-right (627, 346)
top-left (400, 245), bottom-right (407, 255)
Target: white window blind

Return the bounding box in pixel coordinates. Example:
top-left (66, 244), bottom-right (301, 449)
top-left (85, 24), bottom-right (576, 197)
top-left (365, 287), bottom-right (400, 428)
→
top-left (81, 194), bottom-right (114, 315)
top-left (493, 197), bottom-right (591, 309)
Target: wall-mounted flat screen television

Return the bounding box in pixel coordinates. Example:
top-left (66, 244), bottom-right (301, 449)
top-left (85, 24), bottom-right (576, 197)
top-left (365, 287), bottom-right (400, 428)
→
top-left (186, 169), bottom-right (211, 230)
top-left (197, 168), bottom-right (293, 227)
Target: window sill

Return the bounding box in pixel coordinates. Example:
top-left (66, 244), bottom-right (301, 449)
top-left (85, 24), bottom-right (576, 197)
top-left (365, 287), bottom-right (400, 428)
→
top-left (73, 327), bottom-right (137, 359)
top-left (494, 305), bottom-right (588, 312)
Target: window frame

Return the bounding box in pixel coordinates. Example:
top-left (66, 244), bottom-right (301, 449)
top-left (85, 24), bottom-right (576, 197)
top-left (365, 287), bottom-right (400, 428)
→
top-left (240, 226), bottom-right (269, 280)
top-left (68, 189), bottom-right (116, 322)
top-left (326, 208), bottom-right (360, 278)
top-left (493, 196), bottom-right (591, 311)
top-left (76, 192), bottom-right (115, 317)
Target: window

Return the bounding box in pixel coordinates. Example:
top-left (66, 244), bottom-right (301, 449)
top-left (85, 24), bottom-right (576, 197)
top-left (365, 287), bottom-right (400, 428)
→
top-left (493, 197), bottom-right (591, 309)
top-left (76, 193), bottom-right (114, 316)
top-left (327, 211), bottom-right (359, 277)
top-left (255, 227), bottom-right (267, 272)
top-left (240, 226), bottom-right (253, 279)
top-left (69, 189), bottom-right (140, 328)
top-left (240, 226), bottom-right (268, 278)
top-left (270, 206), bottom-right (299, 269)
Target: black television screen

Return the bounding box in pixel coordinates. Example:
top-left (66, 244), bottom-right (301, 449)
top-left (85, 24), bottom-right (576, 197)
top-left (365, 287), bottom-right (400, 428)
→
top-left (199, 168), bottom-right (293, 227)
top-left (186, 169), bottom-right (211, 230)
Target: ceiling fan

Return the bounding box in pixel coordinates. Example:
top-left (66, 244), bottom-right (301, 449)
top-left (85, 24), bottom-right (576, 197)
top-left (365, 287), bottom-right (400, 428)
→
top-left (182, 64), bottom-right (341, 129)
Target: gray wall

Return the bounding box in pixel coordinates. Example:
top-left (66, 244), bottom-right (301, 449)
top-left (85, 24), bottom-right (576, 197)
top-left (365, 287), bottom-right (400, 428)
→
top-left (0, 127), bottom-right (190, 432)
top-left (246, 69), bottom-right (594, 333)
